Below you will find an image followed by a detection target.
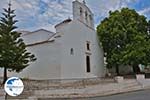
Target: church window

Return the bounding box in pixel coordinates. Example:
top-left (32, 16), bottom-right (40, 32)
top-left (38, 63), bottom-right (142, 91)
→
top-left (87, 42), bottom-right (90, 51)
top-left (89, 15), bottom-right (92, 21)
top-left (86, 55), bottom-right (91, 72)
top-left (80, 7), bottom-right (82, 16)
top-left (85, 11), bottom-right (88, 21)
top-left (70, 48), bottom-right (74, 55)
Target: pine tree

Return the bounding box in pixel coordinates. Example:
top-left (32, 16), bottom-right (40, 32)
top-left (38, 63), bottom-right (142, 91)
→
top-left (0, 3), bottom-right (36, 84)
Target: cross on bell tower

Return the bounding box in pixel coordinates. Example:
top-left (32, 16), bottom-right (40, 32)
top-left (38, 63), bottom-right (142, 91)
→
top-left (83, 0), bottom-right (86, 4)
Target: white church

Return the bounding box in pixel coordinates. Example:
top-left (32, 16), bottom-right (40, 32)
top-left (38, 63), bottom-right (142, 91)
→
top-left (1, 0), bottom-right (105, 80)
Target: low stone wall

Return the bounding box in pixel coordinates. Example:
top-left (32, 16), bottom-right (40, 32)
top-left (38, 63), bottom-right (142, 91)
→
top-left (22, 78), bottom-right (116, 90)
top-left (1, 77), bottom-right (150, 99)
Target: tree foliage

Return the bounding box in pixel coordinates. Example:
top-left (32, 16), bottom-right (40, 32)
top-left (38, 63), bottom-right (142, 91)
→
top-left (97, 8), bottom-right (150, 74)
top-left (0, 3), bottom-right (36, 83)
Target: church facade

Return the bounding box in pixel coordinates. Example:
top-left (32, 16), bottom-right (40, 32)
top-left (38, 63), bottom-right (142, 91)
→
top-left (1, 0), bottom-right (105, 80)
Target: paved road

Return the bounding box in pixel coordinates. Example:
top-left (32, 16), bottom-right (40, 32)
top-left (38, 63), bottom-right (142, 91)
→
top-left (89, 89), bottom-right (150, 100)
top-left (40, 89), bottom-right (150, 100)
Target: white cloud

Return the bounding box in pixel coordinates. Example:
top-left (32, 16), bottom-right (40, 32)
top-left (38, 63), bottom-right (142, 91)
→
top-left (138, 7), bottom-right (150, 15)
top-left (14, 0), bottom-right (73, 32)
top-left (0, 0), bottom-right (147, 32)
top-left (86, 0), bottom-right (137, 25)
top-left (87, 0), bottom-right (134, 17)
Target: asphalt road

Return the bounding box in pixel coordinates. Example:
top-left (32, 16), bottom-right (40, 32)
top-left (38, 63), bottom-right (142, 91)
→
top-left (43, 89), bottom-right (150, 100)
top-left (89, 89), bottom-right (150, 100)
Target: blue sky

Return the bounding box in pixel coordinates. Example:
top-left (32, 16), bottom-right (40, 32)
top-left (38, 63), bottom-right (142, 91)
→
top-left (0, 0), bottom-right (150, 32)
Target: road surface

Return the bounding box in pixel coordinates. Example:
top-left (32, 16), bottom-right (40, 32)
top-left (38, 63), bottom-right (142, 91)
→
top-left (89, 89), bottom-right (150, 100)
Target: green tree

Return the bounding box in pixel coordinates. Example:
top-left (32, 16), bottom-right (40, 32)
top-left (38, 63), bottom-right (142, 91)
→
top-left (148, 20), bottom-right (150, 35)
top-left (0, 3), bottom-right (36, 84)
top-left (97, 8), bottom-right (150, 75)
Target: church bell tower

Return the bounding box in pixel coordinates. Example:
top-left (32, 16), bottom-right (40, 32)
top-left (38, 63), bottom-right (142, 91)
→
top-left (73, 0), bottom-right (94, 29)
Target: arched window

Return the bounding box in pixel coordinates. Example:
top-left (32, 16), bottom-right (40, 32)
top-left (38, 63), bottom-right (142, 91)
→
top-left (85, 11), bottom-right (88, 21)
top-left (80, 7), bottom-right (82, 16)
top-left (89, 14), bottom-right (92, 21)
top-left (86, 41), bottom-right (90, 51)
top-left (70, 48), bottom-right (74, 55)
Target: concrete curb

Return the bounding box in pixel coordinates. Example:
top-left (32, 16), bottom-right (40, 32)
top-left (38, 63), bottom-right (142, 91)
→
top-left (34, 86), bottom-right (150, 99)
top-left (1, 79), bottom-right (150, 99)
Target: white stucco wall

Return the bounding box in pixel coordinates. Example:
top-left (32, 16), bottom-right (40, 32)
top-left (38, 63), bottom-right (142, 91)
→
top-left (56, 19), bottom-right (105, 79)
top-left (0, 36), bottom-right (62, 80)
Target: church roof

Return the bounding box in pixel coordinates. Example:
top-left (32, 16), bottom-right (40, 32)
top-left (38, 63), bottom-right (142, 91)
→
top-left (26, 33), bottom-right (56, 47)
top-left (21, 29), bottom-right (56, 47)
top-left (55, 18), bottom-right (72, 28)
top-left (22, 29), bottom-right (54, 36)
